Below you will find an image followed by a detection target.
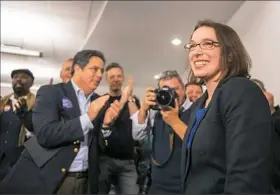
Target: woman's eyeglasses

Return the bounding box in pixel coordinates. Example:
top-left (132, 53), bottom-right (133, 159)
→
top-left (184, 40), bottom-right (220, 51)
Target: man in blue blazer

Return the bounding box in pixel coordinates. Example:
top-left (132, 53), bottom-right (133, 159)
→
top-left (0, 50), bottom-right (122, 194)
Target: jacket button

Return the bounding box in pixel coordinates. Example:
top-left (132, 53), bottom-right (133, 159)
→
top-left (74, 148), bottom-right (79, 153)
top-left (61, 168), bottom-right (66, 173)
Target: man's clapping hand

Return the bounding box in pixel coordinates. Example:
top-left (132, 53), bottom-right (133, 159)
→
top-left (103, 100), bottom-right (122, 127)
top-left (87, 95), bottom-right (110, 121)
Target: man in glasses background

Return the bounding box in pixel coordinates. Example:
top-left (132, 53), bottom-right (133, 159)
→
top-left (130, 70), bottom-right (192, 194)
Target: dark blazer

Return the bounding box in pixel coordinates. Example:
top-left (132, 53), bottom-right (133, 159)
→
top-left (181, 77), bottom-right (273, 194)
top-left (0, 82), bottom-right (105, 194)
top-left (0, 100), bottom-right (34, 182)
top-left (20, 110), bottom-right (34, 132)
top-left (272, 106), bottom-right (280, 193)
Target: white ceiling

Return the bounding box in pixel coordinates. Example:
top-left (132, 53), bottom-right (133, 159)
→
top-left (85, 1), bottom-right (245, 87)
top-left (1, 1), bottom-right (244, 89)
top-left (1, 0), bottom-right (106, 61)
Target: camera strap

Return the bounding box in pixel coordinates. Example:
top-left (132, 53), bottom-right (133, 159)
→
top-left (149, 112), bottom-right (175, 167)
top-left (151, 132), bottom-right (174, 167)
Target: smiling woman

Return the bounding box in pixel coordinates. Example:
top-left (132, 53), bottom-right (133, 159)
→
top-left (181, 20), bottom-right (273, 194)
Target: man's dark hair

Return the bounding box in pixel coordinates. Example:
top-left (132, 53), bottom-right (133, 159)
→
top-left (251, 78), bottom-right (266, 91)
top-left (187, 20), bottom-right (252, 83)
top-left (185, 82), bottom-right (203, 91)
top-left (105, 62), bottom-right (123, 73)
top-left (71, 50), bottom-right (106, 75)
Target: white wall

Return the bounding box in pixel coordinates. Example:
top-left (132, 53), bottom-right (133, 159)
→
top-left (0, 53), bottom-right (62, 97)
top-left (227, 1), bottom-right (280, 105)
top-left (1, 85), bottom-right (39, 97)
top-left (0, 53), bottom-right (61, 85)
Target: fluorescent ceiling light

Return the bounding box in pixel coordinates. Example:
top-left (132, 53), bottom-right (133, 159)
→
top-left (1, 44), bottom-right (42, 57)
top-left (171, 38), bottom-right (182, 46)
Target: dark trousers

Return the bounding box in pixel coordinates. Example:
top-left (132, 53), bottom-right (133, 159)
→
top-left (98, 156), bottom-right (139, 194)
top-left (56, 172), bottom-right (88, 194)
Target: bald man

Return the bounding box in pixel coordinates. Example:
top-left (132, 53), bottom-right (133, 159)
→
top-left (60, 58), bottom-right (73, 83)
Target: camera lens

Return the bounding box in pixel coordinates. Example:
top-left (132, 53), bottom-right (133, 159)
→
top-left (156, 90), bottom-right (171, 106)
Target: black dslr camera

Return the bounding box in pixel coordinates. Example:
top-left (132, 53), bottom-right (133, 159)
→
top-left (150, 86), bottom-right (178, 110)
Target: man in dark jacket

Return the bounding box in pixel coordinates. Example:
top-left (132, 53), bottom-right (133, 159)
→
top-left (0, 69), bottom-right (35, 182)
top-left (264, 91), bottom-right (280, 193)
top-left (0, 50), bottom-right (122, 194)
top-left (252, 78), bottom-right (280, 193)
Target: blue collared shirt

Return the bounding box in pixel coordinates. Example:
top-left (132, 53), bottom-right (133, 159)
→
top-left (186, 108), bottom-right (206, 149)
top-left (68, 79), bottom-right (94, 172)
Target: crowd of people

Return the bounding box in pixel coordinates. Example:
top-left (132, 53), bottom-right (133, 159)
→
top-left (0, 20), bottom-right (279, 194)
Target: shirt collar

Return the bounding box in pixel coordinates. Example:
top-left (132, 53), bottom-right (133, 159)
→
top-left (71, 79), bottom-right (94, 99)
top-left (181, 98), bottom-right (193, 112)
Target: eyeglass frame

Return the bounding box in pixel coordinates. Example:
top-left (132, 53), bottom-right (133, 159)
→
top-left (184, 40), bottom-right (220, 51)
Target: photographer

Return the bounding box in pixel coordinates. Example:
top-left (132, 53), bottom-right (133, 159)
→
top-left (131, 70), bottom-right (192, 194)
top-left (0, 69), bottom-right (35, 182)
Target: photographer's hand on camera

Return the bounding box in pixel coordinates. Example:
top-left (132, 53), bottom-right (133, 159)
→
top-left (138, 87), bottom-right (157, 124)
top-left (160, 99), bottom-right (180, 126)
top-left (160, 99), bottom-right (187, 140)
top-left (143, 87), bottom-right (157, 110)
top-left (87, 95), bottom-right (110, 121)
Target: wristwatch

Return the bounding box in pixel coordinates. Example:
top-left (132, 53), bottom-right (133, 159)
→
top-left (128, 97), bottom-right (136, 103)
top-left (101, 125), bottom-right (111, 130)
